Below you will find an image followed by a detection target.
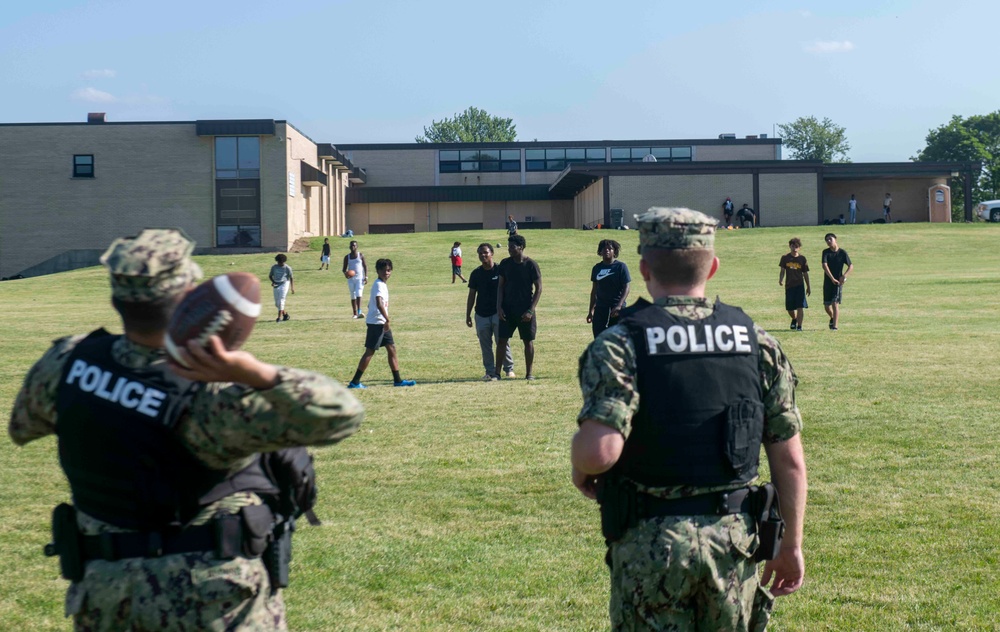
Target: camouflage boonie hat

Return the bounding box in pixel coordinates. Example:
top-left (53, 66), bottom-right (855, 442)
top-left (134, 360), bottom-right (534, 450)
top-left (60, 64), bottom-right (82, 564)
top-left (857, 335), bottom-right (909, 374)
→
top-left (634, 207), bottom-right (717, 253)
top-left (99, 228), bottom-right (202, 302)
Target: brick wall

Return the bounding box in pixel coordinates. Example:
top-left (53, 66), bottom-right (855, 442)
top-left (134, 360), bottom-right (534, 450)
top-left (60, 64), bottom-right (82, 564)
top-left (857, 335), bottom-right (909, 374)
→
top-left (344, 149), bottom-right (436, 186)
top-left (0, 123), bottom-right (214, 278)
top-left (759, 173), bottom-right (819, 226)
top-left (610, 174), bottom-right (754, 226)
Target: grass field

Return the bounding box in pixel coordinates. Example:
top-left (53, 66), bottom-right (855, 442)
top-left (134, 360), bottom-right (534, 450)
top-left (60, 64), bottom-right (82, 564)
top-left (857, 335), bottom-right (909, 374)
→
top-left (2, 222), bottom-right (999, 631)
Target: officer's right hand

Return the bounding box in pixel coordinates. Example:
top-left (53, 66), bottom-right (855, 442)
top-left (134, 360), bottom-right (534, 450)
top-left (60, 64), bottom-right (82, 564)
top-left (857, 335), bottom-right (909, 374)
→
top-left (466, 316), bottom-right (473, 328)
top-left (761, 545), bottom-right (805, 597)
top-left (586, 312), bottom-right (593, 323)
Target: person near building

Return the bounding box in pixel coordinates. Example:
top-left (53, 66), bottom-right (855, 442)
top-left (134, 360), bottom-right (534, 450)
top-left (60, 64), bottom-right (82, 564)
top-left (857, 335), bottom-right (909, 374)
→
top-left (572, 207), bottom-right (807, 631)
top-left (8, 228), bottom-right (365, 631)
top-left (269, 253), bottom-right (294, 322)
top-left (848, 194), bottom-right (858, 224)
top-left (883, 193), bottom-right (892, 222)
top-left (737, 203), bottom-right (756, 228)
top-left (320, 237), bottom-right (331, 270)
top-left (450, 241), bottom-right (467, 284)
top-left (507, 215), bottom-right (518, 237)
top-left (723, 197), bottom-right (735, 227)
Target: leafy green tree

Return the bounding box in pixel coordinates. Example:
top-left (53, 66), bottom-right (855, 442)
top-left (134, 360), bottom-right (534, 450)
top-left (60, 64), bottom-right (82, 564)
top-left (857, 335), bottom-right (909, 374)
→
top-left (415, 107), bottom-right (517, 143)
top-left (913, 111), bottom-right (1000, 218)
top-left (777, 116), bottom-right (851, 162)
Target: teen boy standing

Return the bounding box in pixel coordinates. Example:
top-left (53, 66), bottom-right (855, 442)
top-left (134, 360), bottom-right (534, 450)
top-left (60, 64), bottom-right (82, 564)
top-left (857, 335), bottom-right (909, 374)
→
top-left (779, 238), bottom-right (811, 331)
top-left (821, 233), bottom-right (853, 331)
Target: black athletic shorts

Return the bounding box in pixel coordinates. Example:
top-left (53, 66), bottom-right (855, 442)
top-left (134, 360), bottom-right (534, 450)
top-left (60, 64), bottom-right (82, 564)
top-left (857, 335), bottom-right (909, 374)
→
top-left (784, 285), bottom-right (808, 311)
top-left (364, 323), bottom-right (395, 350)
top-left (823, 282), bottom-right (843, 305)
top-left (500, 311), bottom-right (537, 341)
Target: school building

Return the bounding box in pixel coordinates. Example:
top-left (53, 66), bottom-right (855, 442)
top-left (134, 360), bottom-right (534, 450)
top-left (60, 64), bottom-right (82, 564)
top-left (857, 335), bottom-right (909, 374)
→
top-left (0, 115), bottom-right (978, 279)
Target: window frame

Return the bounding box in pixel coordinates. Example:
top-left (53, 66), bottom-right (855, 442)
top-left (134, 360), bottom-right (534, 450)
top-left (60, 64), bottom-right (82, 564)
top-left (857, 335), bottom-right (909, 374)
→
top-left (73, 154), bottom-right (94, 178)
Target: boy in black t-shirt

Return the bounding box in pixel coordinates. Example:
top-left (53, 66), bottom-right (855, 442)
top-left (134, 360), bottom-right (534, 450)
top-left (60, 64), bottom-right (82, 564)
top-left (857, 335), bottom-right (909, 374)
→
top-left (778, 237), bottom-right (811, 331)
top-left (466, 243), bottom-right (514, 380)
top-left (496, 234), bottom-right (542, 380)
top-left (821, 233), bottom-right (853, 330)
top-left (587, 239), bottom-right (632, 338)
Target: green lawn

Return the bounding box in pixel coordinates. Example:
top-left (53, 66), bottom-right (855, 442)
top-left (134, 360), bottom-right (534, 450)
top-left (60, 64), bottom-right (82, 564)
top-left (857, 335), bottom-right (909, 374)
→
top-left (2, 223), bottom-right (999, 631)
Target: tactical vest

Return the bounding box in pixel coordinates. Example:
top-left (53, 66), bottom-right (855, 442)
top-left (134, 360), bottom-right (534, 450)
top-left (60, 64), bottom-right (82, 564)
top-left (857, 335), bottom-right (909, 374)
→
top-left (55, 329), bottom-right (277, 531)
top-left (613, 299), bottom-right (764, 487)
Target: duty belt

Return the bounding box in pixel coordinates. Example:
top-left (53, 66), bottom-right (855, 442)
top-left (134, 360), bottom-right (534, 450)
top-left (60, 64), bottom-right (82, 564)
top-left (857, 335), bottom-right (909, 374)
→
top-left (637, 487), bottom-right (754, 518)
top-left (80, 514), bottom-right (244, 562)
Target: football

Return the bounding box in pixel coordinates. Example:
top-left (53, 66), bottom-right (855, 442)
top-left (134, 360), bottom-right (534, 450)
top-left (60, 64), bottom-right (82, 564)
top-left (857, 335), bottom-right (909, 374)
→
top-left (165, 272), bottom-right (261, 367)
top-left (346, 269), bottom-right (357, 278)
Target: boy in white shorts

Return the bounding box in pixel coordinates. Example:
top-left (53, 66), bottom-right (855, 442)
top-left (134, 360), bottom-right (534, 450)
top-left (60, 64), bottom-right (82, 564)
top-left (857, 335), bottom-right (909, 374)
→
top-left (268, 253), bottom-right (294, 322)
top-left (342, 240), bottom-right (368, 318)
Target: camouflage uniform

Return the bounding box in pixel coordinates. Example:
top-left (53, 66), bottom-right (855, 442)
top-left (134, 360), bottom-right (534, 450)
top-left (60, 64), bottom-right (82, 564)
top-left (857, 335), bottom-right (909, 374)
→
top-left (8, 229), bottom-right (364, 632)
top-left (577, 208), bottom-right (803, 631)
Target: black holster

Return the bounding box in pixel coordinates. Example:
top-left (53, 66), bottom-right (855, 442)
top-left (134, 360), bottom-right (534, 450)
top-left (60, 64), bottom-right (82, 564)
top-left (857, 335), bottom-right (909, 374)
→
top-left (263, 518), bottom-right (294, 590)
top-left (44, 503), bottom-right (85, 582)
top-left (596, 474), bottom-right (636, 544)
top-left (752, 483), bottom-right (785, 562)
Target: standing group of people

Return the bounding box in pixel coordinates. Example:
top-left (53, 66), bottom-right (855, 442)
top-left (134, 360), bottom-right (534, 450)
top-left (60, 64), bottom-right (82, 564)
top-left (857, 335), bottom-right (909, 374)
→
top-left (722, 197), bottom-right (758, 228)
top-left (465, 234), bottom-right (541, 381)
top-left (778, 233), bottom-right (854, 330)
top-left (846, 193), bottom-right (892, 224)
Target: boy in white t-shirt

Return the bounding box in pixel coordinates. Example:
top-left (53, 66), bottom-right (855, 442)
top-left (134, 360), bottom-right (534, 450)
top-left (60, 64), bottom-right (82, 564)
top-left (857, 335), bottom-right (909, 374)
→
top-left (347, 259), bottom-right (416, 388)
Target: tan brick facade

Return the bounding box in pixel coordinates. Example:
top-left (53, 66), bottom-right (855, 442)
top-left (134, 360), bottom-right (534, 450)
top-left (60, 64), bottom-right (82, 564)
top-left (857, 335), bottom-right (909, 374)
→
top-left (345, 199), bottom-right (574, 234)
top-left (341, 149), bottom-right (436, 187)
top-left (0, 123), bottom-right (214, 278)
top-left (759, 173), bottom-right (819, 226)
top-left (823, 178), bottom-right (946, 224)
top-left (0, 121), bottom-right (353, 278)
top-left (610, 174), bottom-right (755, 226)
top-left (695, 144), bottom-right (779, 161)
top-left (575, 179), bottom-right (604, 228)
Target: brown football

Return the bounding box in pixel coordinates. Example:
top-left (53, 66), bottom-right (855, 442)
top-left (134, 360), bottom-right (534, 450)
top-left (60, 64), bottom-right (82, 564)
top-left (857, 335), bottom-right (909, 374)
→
top-left (165, 272), bottom-right (261, 367)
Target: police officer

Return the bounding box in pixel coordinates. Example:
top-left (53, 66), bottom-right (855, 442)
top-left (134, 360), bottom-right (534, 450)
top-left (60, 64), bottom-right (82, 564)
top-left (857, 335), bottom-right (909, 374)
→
top-left (571, 208), bottom-right (807, 631)
top-left (8, 228), bottom-right (365, 631)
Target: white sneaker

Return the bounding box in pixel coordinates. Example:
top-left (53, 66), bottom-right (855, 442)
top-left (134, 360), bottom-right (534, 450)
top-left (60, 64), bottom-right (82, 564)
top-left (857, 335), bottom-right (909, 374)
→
top-left (506, 371), bottom-right (516, 379)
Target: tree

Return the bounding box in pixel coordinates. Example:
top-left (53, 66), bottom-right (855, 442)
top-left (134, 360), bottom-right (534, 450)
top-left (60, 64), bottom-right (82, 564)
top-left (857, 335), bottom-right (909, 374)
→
top-left (777, 116), bottom-right (851, 163)
top-left (415, 107), bottom-right (517, 143)
top-left (913, 111), bottom-right (1000, 218)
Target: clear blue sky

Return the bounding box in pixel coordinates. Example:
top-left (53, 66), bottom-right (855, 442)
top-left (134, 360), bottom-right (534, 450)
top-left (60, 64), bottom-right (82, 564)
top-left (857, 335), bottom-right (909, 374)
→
top-left (1, 0), bottom-right (994, 162)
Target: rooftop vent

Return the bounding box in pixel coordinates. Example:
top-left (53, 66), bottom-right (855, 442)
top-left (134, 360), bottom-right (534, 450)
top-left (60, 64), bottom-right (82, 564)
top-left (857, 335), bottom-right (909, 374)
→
top-left (718, 133), bottom-right (736, 140)
top-left (87, 112), bottom-right (107, 124)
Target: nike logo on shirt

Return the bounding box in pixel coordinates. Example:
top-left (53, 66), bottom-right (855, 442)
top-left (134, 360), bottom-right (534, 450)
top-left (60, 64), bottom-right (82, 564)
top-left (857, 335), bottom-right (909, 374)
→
top-left (595, 269), bottom-right (616, 281)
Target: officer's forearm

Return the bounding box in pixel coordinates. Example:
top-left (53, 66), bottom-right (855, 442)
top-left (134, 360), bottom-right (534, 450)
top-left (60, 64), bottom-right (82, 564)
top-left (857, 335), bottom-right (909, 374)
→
top-left (765, 435), bottom-right (807, 549)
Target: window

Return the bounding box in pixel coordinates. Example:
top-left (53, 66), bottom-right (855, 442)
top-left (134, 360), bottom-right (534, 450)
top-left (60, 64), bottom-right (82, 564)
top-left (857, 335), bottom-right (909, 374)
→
top-left (215, 137), bottom-right (260, 178)
top-left (439, 149), bottom-right (520, 173)
top-left (215, 137), bottom-right (261, 247)
top-left (525, 147), bottom-right (606, 171)
top-left (73, 154), bottom-right (94, 178)
top-left (610, 146), bottom-right (693, 163)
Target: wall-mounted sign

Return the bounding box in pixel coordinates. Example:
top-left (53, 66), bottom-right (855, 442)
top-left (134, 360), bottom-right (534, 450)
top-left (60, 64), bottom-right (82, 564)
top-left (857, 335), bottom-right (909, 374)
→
top-left (288, 172), bottom-right (296, 197)
top-left (935, 189), bottom-right (945, 203)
